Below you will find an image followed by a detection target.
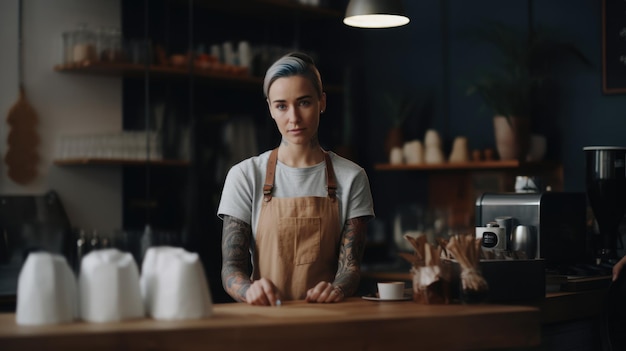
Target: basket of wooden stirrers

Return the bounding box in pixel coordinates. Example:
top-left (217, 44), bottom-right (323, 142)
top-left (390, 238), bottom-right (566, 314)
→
top-left (446, 234), bottom-right (489, 304)
top-left (399, 234), bottom-right (451, 304)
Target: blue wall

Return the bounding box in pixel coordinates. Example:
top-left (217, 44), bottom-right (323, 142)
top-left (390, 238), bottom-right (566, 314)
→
top-left (350, 0), bottom-right (626, 192)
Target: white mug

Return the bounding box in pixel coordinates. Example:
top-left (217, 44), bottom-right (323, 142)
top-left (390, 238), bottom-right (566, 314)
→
top-left (141, 247), bottom-right (213, 320)
top-left (16, 252), bottom-right (78, 325)
top-left (79, 248), bottom-right (144, 323)
top-left (377, 282), bottom-right (405, 300)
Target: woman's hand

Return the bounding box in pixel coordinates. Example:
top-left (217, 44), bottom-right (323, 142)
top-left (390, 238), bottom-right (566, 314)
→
top-left (245, 278), bottom-right (281, 306)
top-left (305, 281), bottom-right (344, 303)
top-left (613, 256), bottom-right (626, 281)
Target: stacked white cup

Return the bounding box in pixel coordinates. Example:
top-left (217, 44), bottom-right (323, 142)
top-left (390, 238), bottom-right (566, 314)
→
top-left (16, 252), bottom-right (78, 325)
top-left (140, 247), bottom-right (213, 320)
top-left (79, 248), bottom-right (144, 323)
top-left (15, 246), bottom-right (213, 325)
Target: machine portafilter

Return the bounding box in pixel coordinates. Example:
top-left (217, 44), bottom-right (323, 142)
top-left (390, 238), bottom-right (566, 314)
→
top-left (584, 146), bottom-right (626, 262)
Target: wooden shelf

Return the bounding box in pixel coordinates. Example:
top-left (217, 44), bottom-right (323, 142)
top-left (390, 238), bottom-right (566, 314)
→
top-left (374, 160), bottom-right (560, 171)
top-left (54, 62), bottom-right (344, 93)
top-left (54, 62), bottom-right (261, 84)
top-left (374, 160), bottom-right (564, 231)
top-left (53, 158), bottom-right (190, 167)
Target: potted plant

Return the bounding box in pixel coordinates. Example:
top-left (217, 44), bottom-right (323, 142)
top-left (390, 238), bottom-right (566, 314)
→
top-left (464, 21), bottom-right (591, 161)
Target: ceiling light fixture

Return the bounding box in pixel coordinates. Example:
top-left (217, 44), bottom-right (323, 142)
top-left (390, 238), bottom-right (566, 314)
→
top-left (343, 0), bottom-right (410, 29)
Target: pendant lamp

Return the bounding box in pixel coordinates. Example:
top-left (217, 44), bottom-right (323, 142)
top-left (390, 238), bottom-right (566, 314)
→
top-left (343, 0), bottom-right (409, 28)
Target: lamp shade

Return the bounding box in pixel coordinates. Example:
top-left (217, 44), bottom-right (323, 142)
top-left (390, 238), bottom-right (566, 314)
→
top-left (343, 0), bottom-right (409, 28)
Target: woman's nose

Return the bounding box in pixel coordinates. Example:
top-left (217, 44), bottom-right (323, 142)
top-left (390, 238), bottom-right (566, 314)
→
top-left (287, 107), bottom-right (301, 123)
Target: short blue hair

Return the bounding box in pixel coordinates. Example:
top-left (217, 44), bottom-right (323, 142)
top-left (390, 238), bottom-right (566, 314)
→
top-left (263, 52), bottom-right (323, 99)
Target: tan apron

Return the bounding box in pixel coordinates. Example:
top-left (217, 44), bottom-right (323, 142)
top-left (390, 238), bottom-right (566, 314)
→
top-left (254, 148), bottom-right (341, 300)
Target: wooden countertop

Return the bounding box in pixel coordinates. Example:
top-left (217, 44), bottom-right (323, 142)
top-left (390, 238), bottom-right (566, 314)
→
top-left (361, 270), bottom-right (611, 325)
top-left (0, 298), bottom-right (540, 351)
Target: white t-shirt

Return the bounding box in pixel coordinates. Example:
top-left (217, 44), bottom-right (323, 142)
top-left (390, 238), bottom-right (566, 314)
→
top-left (217, 150), bottom-right (375, 235)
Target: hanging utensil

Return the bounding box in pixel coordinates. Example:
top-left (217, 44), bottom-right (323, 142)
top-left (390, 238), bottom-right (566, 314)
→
top-left (5, 0), bottom-right (40, 185)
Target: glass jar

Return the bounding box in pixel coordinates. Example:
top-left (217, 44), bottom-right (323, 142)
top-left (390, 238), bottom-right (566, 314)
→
top-left (72, 23), bottom-right (97, 64)
top-left (99, 27), bottom-right (124, 62)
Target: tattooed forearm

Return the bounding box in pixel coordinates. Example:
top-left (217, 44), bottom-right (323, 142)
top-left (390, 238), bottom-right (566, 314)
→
top-left (333, 216), bottom-right (369, 297)
top-left (221, 215), bottom-right (253, 302)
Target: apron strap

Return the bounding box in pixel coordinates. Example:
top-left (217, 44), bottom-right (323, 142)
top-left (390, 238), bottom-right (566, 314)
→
top-left (263, 148), bottom-right (338, 202)
top-left (263, 148), bottom-right (279, 202)
top-left (323, 151), bottom-right (338, 202)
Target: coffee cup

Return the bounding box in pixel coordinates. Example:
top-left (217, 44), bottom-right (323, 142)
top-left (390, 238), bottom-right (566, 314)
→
top-left (79, 248), bottom-right (144, 323)
top-left (140, 246), bottom-right (213, 320)
top-left (377, 281), bottom-right (405, 300)
top-left (16, 252), bottom-right (78, 325)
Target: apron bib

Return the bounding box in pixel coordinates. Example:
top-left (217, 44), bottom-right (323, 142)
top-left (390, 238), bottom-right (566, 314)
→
top-left (254, 148), bottom-right (341, 300)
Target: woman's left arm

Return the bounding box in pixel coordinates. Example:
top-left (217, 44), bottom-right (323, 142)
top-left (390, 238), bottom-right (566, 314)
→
top-left (305, 216), bottom-right (370, 302)
top-left (333, 216), bottom-right (370, 297)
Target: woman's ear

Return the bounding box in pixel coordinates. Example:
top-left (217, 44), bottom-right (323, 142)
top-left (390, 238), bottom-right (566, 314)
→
top-left (320, 92), bottom-right (327, 114)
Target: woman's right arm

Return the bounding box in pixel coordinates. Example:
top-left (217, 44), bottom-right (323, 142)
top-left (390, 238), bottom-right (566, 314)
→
top-left (613, 255), bottom-right (626, 281)
top-left (221, 215), bottom-right (253, 302)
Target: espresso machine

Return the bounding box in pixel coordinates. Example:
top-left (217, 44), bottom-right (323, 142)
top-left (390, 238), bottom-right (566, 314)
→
top-left (475, 192), bottom-right (588, 267)
top-left (584, 146), bottom-right (626, 262)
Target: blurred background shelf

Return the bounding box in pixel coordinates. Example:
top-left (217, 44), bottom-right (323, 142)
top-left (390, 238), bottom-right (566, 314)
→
top-left (372, 160), bottom-right (564, 239)
top-left (54, 62), bottom-right (343, 93)
top-left (53, 158), bottom-right (190, 167)
top-left (374, 160), bottom-right (561, 171)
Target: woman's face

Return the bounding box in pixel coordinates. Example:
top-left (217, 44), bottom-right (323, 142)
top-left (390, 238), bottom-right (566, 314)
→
top-left (267, 75), bottom-right (326, 147)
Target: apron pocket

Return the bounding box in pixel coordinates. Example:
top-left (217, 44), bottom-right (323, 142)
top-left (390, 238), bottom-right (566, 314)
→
top-left (279, 217), bottom-right (320, 266)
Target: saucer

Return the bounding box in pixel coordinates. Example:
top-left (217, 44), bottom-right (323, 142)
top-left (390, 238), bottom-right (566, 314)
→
top-left (361, 295), bottom-right (411, 302)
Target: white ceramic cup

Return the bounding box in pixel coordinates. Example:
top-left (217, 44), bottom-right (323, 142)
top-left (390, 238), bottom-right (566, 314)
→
top-left (377, 282), bottom-right (405, 300)
top-left (79, 248), bottom-right (144, 323)
top-left (16, 252), bottom-right (78, 325)
top-left (140, 246), bottom-right (213, 320)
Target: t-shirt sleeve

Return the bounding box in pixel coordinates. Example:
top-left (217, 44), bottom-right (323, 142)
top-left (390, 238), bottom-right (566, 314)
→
top-left (346, 168), bottom-right (375, 220)
top-left (217, 164), bottom-right (254, 225)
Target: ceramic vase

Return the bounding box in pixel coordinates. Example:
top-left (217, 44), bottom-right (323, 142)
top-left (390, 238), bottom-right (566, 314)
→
top-left (493, 115), bottom-right (530, 161)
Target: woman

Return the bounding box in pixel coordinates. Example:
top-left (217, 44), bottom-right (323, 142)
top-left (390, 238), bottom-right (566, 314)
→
top-left (217, 52), bottom-right (375, 305)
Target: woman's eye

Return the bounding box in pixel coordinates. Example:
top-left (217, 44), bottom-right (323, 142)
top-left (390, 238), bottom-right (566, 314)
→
top-left (299, 100), bottom-right (311, 107)
top-left (276, 104), bottom-right (287, 110)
